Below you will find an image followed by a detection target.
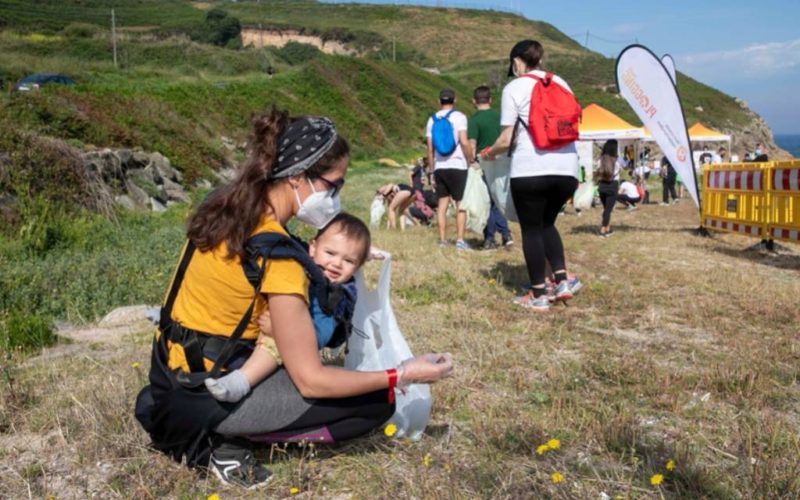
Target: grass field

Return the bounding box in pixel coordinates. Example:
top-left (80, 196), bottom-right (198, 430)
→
top-left (1, 164), bottom-right (798, 498)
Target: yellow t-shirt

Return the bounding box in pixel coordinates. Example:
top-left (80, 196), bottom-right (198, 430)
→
top-left (167, 217), bottom-right (309, 372)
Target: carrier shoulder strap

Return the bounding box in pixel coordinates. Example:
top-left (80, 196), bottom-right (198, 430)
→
top-left (245, 232), bottom-right (334, 314)
top-left (160, 240), bottom-right (196, 333)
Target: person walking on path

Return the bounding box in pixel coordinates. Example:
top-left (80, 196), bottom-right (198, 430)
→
top-left (468, 85), bottom-right (513, 250)
top-left (660, 156), bottom-right (678, 205)
top-left (481, 40), bottom-right (579, 313)
top-left (594, 139), bottom-right (621, 237)
top-left (426, 88), bottom-right (473, 250)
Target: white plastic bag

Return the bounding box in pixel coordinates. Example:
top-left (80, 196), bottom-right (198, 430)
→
top-left (459, 166), bottom-right (491, 234)
top-left (369, 195), bottom-right (385, 228)
top-left (344, 254), bottom-right (432, 440)
top-left (573, 181), bottom-right (595, 210)
top-left (481, 156), bottom-right (518, 222)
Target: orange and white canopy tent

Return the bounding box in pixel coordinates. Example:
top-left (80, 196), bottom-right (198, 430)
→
top-left (578, 103), bottom-right (644, 140)
top-left (641, 122), bottom-right (731, 142)
top-left (687, 122), bottom-right (731, 142)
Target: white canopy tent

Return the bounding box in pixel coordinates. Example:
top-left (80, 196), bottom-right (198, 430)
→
top-left (577, 103), bottom-right (643, 179)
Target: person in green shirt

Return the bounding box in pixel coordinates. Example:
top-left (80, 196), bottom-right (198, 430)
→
top-left (468, 86), bottom-right (513, 250)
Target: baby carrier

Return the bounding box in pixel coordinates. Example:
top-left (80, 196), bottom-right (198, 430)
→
top-left (134, 232), bottom-right (348, 467)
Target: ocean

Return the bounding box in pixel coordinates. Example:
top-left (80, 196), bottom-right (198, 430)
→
top-left (774, 134), bottom-right (800, 158)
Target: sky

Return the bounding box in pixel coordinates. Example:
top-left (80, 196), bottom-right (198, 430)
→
top-left (323, 0), bottom-right (800, 134)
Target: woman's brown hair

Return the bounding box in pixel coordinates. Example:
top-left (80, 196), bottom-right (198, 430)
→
top-left (187, 106), bottom-right (349, 260)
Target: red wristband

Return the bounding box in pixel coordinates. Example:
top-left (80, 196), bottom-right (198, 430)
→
top-left (386, 368), bottom-right (398, 404)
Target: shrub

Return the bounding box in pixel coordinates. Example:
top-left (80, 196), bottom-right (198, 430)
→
top-left (63, 22), bottom-right (102, 39)
top-left (0, 313), bottom-right (56, 352)
top-left (276, 41), bottom-right (321, 66)
top-left (195, 9), bottom-right (242, 48)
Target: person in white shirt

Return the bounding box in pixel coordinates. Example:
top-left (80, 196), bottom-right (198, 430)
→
top-left (617, 179), bottom-right (641, 210)
top-left (480, 39), bottom-right (579, 313)
top-left (426, 88), bottom-right (473, 250)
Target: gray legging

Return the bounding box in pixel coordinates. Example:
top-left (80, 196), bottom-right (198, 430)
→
top-left (215, 368), bottom-right (393, 443)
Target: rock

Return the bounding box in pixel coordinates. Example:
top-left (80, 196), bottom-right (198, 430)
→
top-left (214, 167), bottom-right (236, 182)
top-left (150, 197), bottom-right (167, 212)
top-left (114, 194), bottom-right (136, 211)
top-left (124, 179), bottom-right (149, 209)
top-left (151, 152), bottom-right (182, 182)
top-left (99, 305), bottom-right (152, 327)
top-left (195, 178), bottom-right (213, 190)
top-left (378, 158), bottom-right (401, 168)
top-left (695, 106), bottom-right (704, 113)
top-left (221, 135), bottom-right (237, 151)
top-left (163, 177), bottom-right (189, 203)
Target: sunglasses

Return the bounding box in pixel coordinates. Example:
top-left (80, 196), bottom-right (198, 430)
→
top-left (316, 175), bottom-right (346, 196)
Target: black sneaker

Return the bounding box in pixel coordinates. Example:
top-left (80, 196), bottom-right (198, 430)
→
top-left (210, 443), bottom-right (272, 490)
top-left (482, 239), bottom-right (498, 250)
top-left (502, 236), bottom-right (514, 247)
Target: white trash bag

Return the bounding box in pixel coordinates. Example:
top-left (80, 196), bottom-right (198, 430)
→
top-left (344, 254), bottom-right (432, 440)
top-left (459, 166), bottom-right (491, 235)
top-left (573, 181), bottom-right (595, 211)
top-left (369, 195), bottom-right (385, 228)
top-left (481, 156), bottom-right (518, 222)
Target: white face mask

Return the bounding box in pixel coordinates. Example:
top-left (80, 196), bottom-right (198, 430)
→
top-left (294, 178), bottom-right (341, 229)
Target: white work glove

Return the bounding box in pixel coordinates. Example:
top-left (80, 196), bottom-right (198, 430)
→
top-left (396, 352), bottom-right (453, 388)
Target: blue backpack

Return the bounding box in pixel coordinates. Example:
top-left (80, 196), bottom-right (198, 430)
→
top-left (430, 110), bottom-right (457, 156)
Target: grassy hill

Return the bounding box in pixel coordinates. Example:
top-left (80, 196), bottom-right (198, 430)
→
top-left (1, 2), bottom-right (798, 497)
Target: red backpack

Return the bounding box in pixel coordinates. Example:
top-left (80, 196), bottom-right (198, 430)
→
top-left (518, 73), bottom-right (581, 150)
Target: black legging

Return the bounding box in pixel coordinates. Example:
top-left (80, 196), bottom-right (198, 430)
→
top-left (597, 180), bottom-right (618, 227)
top-left (215, 368), bottom-right (394, 444)
top-left (510, 175), bottom-right (576, 287)
top-left (662, 177), bottom-right (677, 202)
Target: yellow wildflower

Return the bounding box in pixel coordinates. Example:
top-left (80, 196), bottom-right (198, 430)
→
top-left (536, 444), bottom-right (549, 455)
top-left (131, 362), bottom-right (140, 369)
top-left (547, 438), bottom-right (561, 450)
top-left (423, 454), bottom-right (432, 467)
top-left (666, 459), bottom-right (675, 471)
top-left (384, 423), bottom-right (397, 437)
top-left (488, 278), bottom-right (497, 285)
top-left (551, 472), bottom-right (564, 484)
top-left (650, 473), bottom-right (664, 486)
top-left (207, 495), bottom-right (221, 500)
top-left (289, 486), bottom-right (300, 495)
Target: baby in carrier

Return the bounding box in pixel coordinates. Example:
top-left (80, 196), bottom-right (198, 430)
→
top-left (204, 213), bottom-right (371, 402)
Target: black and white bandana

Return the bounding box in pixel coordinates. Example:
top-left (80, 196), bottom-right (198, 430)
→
top-left (271, 116), bottom-right (338, 179)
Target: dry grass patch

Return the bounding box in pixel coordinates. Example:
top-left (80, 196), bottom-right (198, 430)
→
top-left (1, 170), bottom-right (799, 497)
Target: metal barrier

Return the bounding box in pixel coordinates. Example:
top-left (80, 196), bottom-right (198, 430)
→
top-left (702, 160), bottom-right (800, 244)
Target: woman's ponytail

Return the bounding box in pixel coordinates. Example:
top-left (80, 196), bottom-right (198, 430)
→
top-left (187, 106), bottom-right (290, 259)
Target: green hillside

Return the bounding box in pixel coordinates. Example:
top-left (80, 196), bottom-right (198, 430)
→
top-left (0, 0), bottom-right (753, 214)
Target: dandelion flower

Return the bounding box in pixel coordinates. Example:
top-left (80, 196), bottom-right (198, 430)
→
top-left (423, 454), bottom-right (432, 467)
top-left (546, 438), bottom-right (561, 450)
top-left (488, 278), bottom-right (497, 285)
top-left (666, 459), bottom-right (675, 471)
top-left (384, 423), bottom-right (397, 437)
top-left (650, 473), bottom-right (664, 486)
top-left (536, 444), bottom-right (549, 455)
top-left (131, 362), bottom-right (140, 369)
top-left (207, 495), bottom-right (221, 500)
top-left (551, 472), bottom-right (564, 484)
top-left (289, 487), bottom-right (300, 495)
